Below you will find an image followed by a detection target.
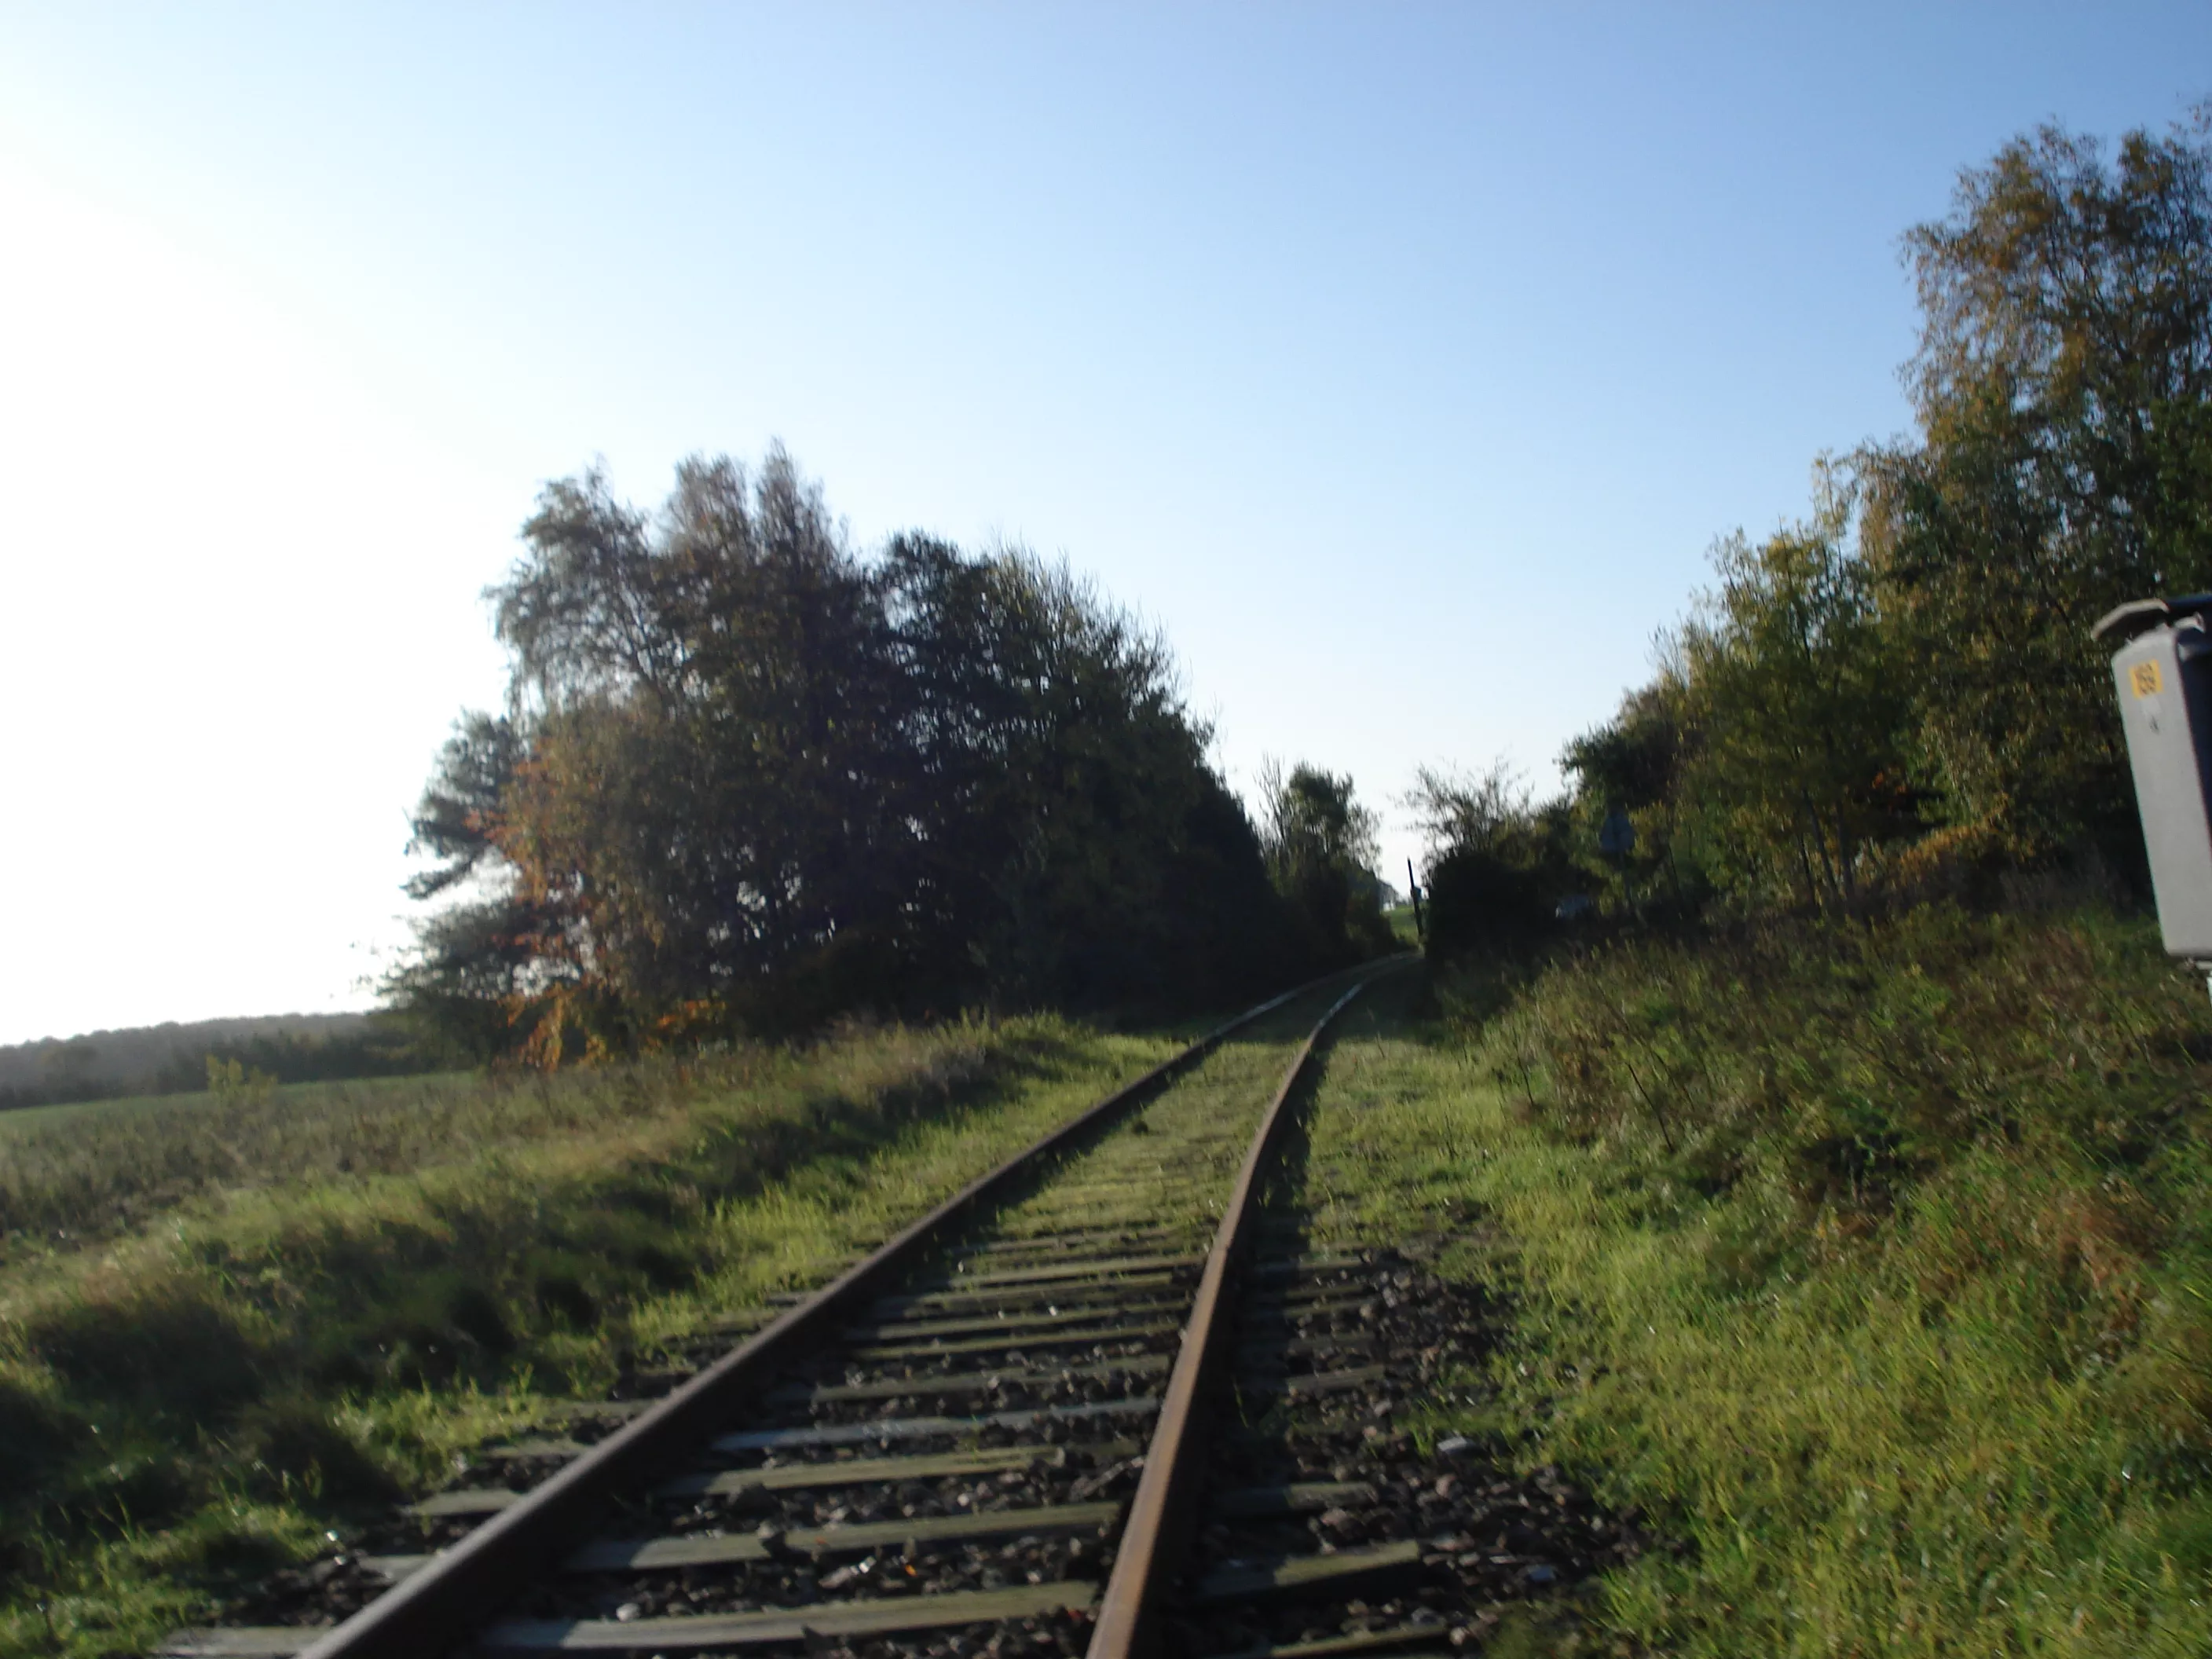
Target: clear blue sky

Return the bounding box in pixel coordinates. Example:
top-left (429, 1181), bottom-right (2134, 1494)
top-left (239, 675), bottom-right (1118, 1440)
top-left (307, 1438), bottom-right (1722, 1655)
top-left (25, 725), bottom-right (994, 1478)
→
top-left (1, 4), bottom-right (2205, 1045)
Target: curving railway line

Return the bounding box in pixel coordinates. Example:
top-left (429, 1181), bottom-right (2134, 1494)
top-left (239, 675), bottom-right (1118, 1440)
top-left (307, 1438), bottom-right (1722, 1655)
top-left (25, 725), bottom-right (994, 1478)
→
top-left (163, 961), bottom-right (1632, 1659)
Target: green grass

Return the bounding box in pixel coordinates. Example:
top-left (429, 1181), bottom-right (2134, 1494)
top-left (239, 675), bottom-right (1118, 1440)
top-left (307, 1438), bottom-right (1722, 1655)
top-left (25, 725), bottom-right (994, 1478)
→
top-left (0, 1068), bottom-right (474, 1143)
top-left (987, 990), bottom-right (1345, 1247)
top-left (24, 906), bottom-right (2199, 1657)
top-left (0, 1092), bottom-right (204, 1137)
top-left (1297, 906), bottom-right (2212, 1656)
top-left (0, 1069), bottom-right (511, 1254)
top-left (0, 1015), bottom-right (1183, 1659)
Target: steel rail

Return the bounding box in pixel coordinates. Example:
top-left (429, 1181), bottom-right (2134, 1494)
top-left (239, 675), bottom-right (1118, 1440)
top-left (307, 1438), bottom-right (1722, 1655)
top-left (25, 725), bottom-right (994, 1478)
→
top-left (287, 968), bottom-right (1362, 1659)
top-left (1086, 959), bottom-right (1415, 1659)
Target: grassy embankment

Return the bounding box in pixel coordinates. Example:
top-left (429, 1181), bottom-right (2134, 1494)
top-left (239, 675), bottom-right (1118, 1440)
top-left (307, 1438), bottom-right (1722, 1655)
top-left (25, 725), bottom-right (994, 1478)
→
top-left (0, 1016), bottom-right (1182, 1659)
top-left (1305, 905), bottom-right (2212, 1656)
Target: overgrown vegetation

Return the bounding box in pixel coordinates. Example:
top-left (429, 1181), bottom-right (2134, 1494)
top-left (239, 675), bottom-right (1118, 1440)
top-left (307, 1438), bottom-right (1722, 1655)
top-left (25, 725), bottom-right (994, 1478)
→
top-left (0, 1016), bottom-right (1177, 1657)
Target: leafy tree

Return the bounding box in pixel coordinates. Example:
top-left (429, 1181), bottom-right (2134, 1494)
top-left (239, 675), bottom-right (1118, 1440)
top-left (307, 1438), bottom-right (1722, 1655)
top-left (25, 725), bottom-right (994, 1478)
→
top-left (1671, 481), bottom-right (1914, 910)
top-left (393, 449), bottom-right (1292, 1054)
top-left (1559, 680), bottom-right (1688, 819)
top-left (1404, 762), bottom-right (1539, 862)
top-left (1421, 112), bottom-right (2212, 939)
top-left (2150, 394), bottom-right (2212, 594)
top-left (1859, 110), bottom-right (2212, 860)
top-left (1256, 762), bottom-right (1394, 965)
top-left (882, 539), bottom-right (1284, 1008)
top-left (1561, 672), bottom-right (1703, 910)
top-left (402, 452), bottom-right (914, 1057)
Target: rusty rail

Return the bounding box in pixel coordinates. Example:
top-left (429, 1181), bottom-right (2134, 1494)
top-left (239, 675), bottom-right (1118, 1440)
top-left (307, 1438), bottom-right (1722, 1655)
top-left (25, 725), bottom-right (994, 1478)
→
top-left (286, 969), bottom-right (1361, 1659)
top-left (1086, 965), bottom-right (1405, 1659)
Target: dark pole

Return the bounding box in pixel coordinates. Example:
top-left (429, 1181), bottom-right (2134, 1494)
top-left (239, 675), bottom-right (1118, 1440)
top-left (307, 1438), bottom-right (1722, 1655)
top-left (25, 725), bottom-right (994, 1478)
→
top-left (1407, 858), bottom-right (1425, 940)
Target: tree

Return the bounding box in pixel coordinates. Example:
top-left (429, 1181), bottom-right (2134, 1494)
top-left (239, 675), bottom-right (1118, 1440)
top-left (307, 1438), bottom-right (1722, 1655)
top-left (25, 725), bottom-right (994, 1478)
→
top-left (1428, 112), bottom-right (2212, 928)
top-left (1561, 673), bottom-right (1701, 910)
top-left (1256, 763), bottom-right (1393, 966)
top-left (1559, 680), bottom-right (1688, 821)
top-left (1405, 762), bottom-right (1536, 863)
top-left (392, 449), bottom-right (1292, 1054)
top-left (883, 540), bottom-right (1281, 1008)
top-left (1859, 109), bottom-right (2212, 860)
top-left (421, 450), bottom-right (913, 1056)
top-left (1672, 481), bottom-right (1912, 910)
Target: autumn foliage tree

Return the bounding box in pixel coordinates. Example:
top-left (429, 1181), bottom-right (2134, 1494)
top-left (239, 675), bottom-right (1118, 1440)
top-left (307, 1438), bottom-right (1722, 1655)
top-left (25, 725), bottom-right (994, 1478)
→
top-left (1672, 481), bottom-right (1914, 909)
top-left (390, 449), bottom-right (1302, 1059)
top-left (1860, 110), bottom-right (2212, 862)
top-left (1502, 110), bottom-right (2212, 924)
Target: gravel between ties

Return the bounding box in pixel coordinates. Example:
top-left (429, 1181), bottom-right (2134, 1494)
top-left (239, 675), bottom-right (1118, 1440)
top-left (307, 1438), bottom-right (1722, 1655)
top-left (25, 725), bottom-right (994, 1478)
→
top-left (1167, 1243), bottom-right (1652, 1659)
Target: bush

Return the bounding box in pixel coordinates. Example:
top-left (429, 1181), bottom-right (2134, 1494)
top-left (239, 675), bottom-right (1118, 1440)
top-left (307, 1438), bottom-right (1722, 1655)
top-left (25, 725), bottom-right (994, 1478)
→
top-left (1423, 846), bottom-right (1557, 964)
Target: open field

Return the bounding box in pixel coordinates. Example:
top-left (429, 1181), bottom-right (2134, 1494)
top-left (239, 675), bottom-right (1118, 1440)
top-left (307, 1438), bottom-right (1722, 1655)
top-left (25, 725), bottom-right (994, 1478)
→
top-left (0, 1090), bottom-right (240, 1138)
top-left (0, 1069), bottom-right (469, 1144)
top-left (0, 1015), bottom-right (392, 1114)
top-left (0, 1016), bottom-right (1187, 1658)
top-left (0, 1064), bottom-right (702, 1257)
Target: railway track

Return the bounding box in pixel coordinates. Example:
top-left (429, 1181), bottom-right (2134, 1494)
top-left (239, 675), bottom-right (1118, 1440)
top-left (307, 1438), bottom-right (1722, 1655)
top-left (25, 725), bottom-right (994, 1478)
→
top-left (162, 961), bottom-right (1630, 1659)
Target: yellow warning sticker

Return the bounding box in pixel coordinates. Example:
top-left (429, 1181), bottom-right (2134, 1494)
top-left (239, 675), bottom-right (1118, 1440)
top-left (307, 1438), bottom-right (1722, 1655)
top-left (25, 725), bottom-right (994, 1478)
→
top-left (2132, 660), bottom-right (2165, 698)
